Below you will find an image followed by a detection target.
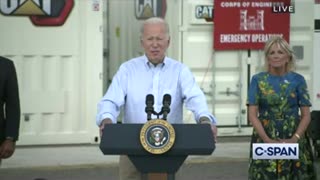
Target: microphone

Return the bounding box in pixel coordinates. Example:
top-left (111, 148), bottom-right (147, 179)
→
top-left (161, 94), bottom-right (171, 120)
top-left (145, 94), bottom-right (154, 120)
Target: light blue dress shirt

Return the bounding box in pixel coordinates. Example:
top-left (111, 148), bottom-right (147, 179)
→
top-left (96, 55), bottom-right (217, 126)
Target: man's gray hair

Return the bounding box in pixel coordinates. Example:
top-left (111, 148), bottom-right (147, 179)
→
top-left (140, 17), bottom-right (170, 38)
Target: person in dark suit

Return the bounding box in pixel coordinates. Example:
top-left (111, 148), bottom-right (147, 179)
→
top-left (0, 56), bottom-right (21, 165)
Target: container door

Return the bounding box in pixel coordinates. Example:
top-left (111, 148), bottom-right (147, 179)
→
top-left (180, 0), bottom-right (252, 136)
top-left (0, 1), bottom-right (103, 145)
top-left (180, 0), bottom-right (314, 136)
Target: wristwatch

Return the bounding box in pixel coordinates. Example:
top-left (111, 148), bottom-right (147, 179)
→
top-left (199, 117), bottom-right (211, 124)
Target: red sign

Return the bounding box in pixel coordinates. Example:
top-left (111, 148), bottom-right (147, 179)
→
top-left (213, 0), bottom-right (290, 50)
top-left (30, 0), bottom-right (74, 26)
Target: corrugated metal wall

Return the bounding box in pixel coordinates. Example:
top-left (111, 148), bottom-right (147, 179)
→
top-left (0, 0), bottom-right (316, 145)
top-left (0, 1), bottom-right (103, 145)
top-left (106, 0), bottom-right (315, 136)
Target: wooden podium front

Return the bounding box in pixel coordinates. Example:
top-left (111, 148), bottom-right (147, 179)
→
top-left (100, 123), bottom-right (215, 180)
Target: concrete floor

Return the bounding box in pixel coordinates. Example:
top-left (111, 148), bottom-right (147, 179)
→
top-left (0, 137), bottom-right (319, 180)
top-left (0, 160), bottom-right (249, 180)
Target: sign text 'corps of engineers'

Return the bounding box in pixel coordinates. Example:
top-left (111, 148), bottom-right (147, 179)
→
top-left (213, 0), bottom-right (291, 50)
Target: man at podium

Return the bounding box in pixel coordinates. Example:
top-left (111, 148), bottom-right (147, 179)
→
top-left (96, 17), bottom-right (217, 180)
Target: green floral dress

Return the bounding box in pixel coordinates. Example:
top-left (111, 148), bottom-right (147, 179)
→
top-left (247, 72), bottom-right (317, 180)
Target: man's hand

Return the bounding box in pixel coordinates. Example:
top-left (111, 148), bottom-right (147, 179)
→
top-left (0, 139), bottom-right (16, 159)
top-left (99, 118), bottom-right (113, 137)
top-left (199, 117), bottom-right (218, 143)
top-left (210, 124), bottom-right (217, 143)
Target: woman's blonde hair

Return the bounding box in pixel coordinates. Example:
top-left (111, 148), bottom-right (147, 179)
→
top-left (263, 36), bottom-right (296, 72)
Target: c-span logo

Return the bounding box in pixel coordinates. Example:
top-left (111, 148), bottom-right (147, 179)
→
top-left (140, 119), bottom-right (175, 154)
top-left (253, 143), bottom-right (299, 160)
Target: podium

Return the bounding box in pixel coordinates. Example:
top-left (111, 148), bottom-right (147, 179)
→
top-left (100, 123), bottom-right (215, 180)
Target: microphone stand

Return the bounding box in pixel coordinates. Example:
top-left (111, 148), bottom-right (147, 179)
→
top-left (161, 105), bottom-right (170, 120)
top-left (145, 94), bottom-right (171, 121)
top-left (145, 107), bottom-right (152, 121)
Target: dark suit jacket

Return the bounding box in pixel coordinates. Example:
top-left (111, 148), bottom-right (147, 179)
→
top-left (0, 56), bottom-right (20, 143)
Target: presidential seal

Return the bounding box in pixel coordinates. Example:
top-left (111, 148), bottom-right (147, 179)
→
top-left (140, 119), bottom-right (175, 154)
